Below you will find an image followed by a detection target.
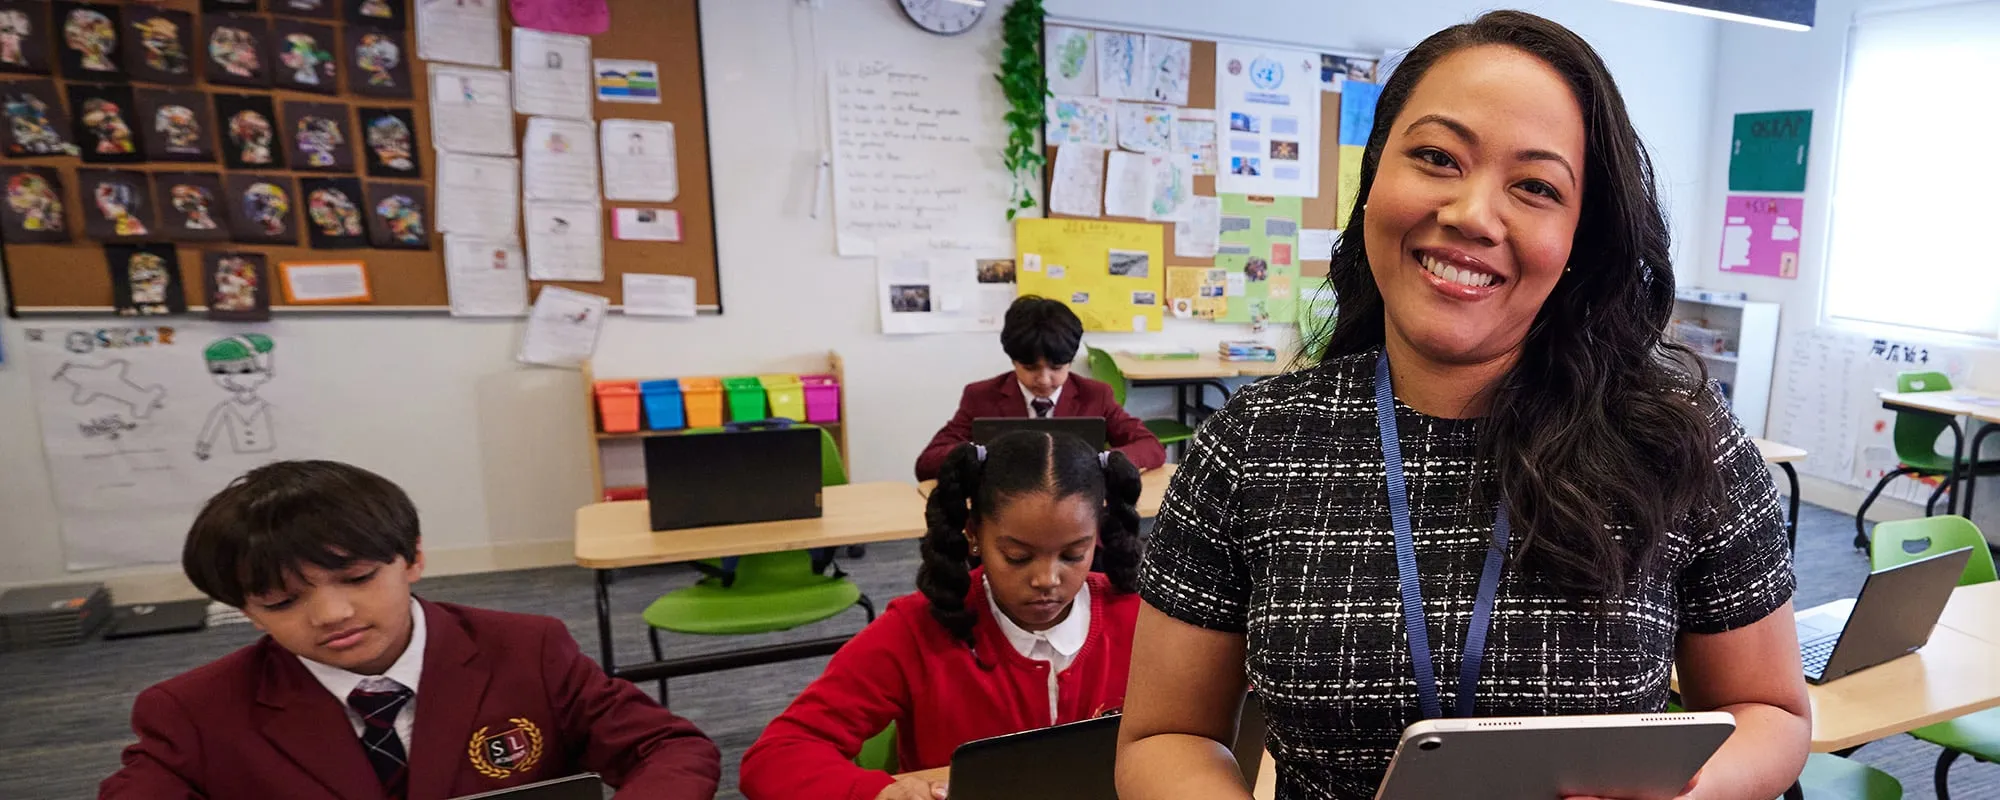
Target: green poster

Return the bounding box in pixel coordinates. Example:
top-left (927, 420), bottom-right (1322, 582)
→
top-left (1217, 194), bottom-right (1303, 324)
top-left (1729, 110), bottom-right (1811, 192)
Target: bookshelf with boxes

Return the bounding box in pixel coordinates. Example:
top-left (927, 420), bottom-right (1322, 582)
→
top-left (1669, 288), bottom-right (1780, 437)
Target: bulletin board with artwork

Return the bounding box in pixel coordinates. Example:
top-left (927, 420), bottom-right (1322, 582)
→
top-left (1040, 20), bottom-right (1380, 326)
top-left (0, 0), bottom-right (720, 315)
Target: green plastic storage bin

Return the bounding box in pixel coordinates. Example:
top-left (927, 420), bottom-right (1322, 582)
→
top-left (722, 376), bottom-right (767, 421)
top-left (761, 374), bottom-right (805, 421)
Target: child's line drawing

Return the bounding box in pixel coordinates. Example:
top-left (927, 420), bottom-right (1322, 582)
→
top-left (53, 360), bottom-right (167, 418)
top-left (194, 334), bottom-right (277, 461)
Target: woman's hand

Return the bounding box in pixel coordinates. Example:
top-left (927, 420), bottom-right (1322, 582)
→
top-left (1565, 769), bottom-right (1700, 800)
top-left (873, 777), bottom-right (948, 800)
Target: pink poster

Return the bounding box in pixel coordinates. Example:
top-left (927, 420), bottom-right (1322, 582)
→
top-left (510, 0), bottom-right (610, 36)
top-left (1718, 194), bottom-right (1803, 279)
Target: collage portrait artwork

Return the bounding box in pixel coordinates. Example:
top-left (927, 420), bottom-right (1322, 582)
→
top-left (0, 1), bottom-right (54, 76)
top-left (203, 14), bottom-right (270, 87)
top-left (0, 79), bottom-right (75, 157)
top-left (107, 242), bottom-right (186, 316)
top-left (137, 89), bottom-right (216, 162)
top-left (364, 181), bottom-right (426, 250)
top-left (153, 171), bottom-right (230, 242)
top-left (0, 165), bottom-right (68, 243)
top-left (344, 25), bottom-right (408, 98)
top-left (273, 0), bottom-right (336, 20)
top-left (357, 106), bottom-right (418, 178)
top-left (77, 168), bottom-right (155, 242)
top-left (123, 7), bottom-right (195, 86)
top-left (202, 249), bottom-right (272, 321)
top-left (214, 92), bottom-right (282, 169)
top-left (67, 83), bottom-right (143, 163)
top-left (283, 100), bottom-right (352, 172)
top-left (54, 2), bottom-right (124, 83)
top-left (299, 176), bottom-right (366, 248)
top-left (225, 172), bottom-right (297, 244)
top-left (272, 18), bottom-right (338, 94)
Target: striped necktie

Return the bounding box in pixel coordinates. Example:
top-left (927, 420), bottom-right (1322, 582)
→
top-left (346, 679), bottom-right (413, 800)
top-left (1032, 398), bottom-right (1054, 418)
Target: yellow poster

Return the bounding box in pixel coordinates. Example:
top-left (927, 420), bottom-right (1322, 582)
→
top-left (1165, 265), bottom-right (1226, 319)
top-left (1337, 144), bottom-right (1365, 228)
top-left (1015, 218), bottom-right (1166, 332)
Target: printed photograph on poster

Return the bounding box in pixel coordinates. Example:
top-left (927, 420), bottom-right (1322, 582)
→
top-left (512, 27), bottom-right (591, 120)
top-left (1044, 25), bottom-right (1095, 96)
top-left (78, 168), bottom-right (154, 241)
top-left (523, 116), bottom-right (598, 201)
top-left (518, 286), bottom-right (609, 369)
top-left (298, 176), bottom-right (367, 249)
top-left (108, 244), bottom-right (186, 316)
top-left (889, 285), bottom-right (930, 313)
top-left (345, 25), bottom-right (410, 98)
top-left (271, 18), bottom-right (338, 94)
top-left (279, 259), bottom-right (371, 303)
top-left (365, 181), bottom-right (428, 249)
top-left (136, 89), bottom-right (214, 162)
top-left (428, 64), bottom-right (514, 155)
top-left (224, 172), bottom-right (297, 244)
top-left (1320, 54), bottom-right (1377, 90)
top-left (1108, 249), bottom-right (1149, 278)
top-left (1095, 31), bottom-right (1143, 100)
top-left (201, 250), bottom-right (271, 321)
top-left (0, 166), bottom-right (68, 243)
top-left (1719, 194), bottom-right (1804, 279)
top-left (444, 234), bottom-right (527, 317)
top-left (977, 259), bottom-right (1015, 283)
top-left (1046, 95), bottom-right (1114, 148)
top-left (1116, 102), bottom-right (1173, 153)
top-left (214, 92), bottom-right (281, 169)
top-left (1143, 35), bottom-right (1190, 106)
top-left (152, 171), bottom-right (228, 242)
top-left (55, 2), bottom-right (124, 82)
top-left (282, 100), bottom-right (353, 172)
top-left (525, 199), bottom-right (604, 282)
top-left (201, 14), bottom-right (271, 87)
top-left (0, 1), bottom-right (54, 76)
top-left (1049, 144), bottom-right (1104, 218)
top-left (594, 59), bottom-right (660, 104)
top-left (416, 0), bottom-right (501, 68)
top-left (274, 0), bottom-right (336, 19)
top-left (68, 83), bottom-right (142, 163)
top-left (600, 119), bottom-right (677, 202)
top-left (1216, 43), bottom-right (1321, 197)
top-left (621, 273), bottom-right (697, 318)
top-left (612, 207), bottom-right (679, 242)
top-left (347, 0), bottom-right (405, 29)
top-left (358, 106), bottom-right (420, 178)
top-left (0, 80), bottom-right (75, 156)
top-left (123, 7), bottom-right (196, 86)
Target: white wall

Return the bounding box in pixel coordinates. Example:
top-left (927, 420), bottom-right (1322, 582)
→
top-left (0, 0), bottom-right (1722, 597)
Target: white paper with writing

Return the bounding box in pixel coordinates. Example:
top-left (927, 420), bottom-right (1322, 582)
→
top-left (518, 286), bottom-right (608, 368)
top-left (1175, 195), bottom-right (1220, 258)
top-left (444, 235), bottom-right (528, 317)
top-left (282, 262), bottom-right (370, 303)
top-left (523, 117), bottom-right (599, 201)
top-left (430, 65), bottom-right (516, 156)
top-left (1049, 145), bottom-right (1104, 218)
top-left (830, 58), bottom-right (1010, 257)
top-left (612, 207), bottom-right (680, 241)
top-left (1104, 150), bottom-right (1150, 219)
top-left (599, 119), bottom-right (677, 202)
top-left (435, 152), bottom-right (520, 239)
top-left (525, 199), bottom-right (604, 281)
top-left (417, 0), bottom-right (502, 68)
top-left (622, 273), bottom-right (697, 317)
top-left (512, 28), bottom-right (593, 120)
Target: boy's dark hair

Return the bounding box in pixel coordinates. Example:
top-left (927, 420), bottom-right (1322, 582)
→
top-left (183, 460), bottom-right (421, 608)
top-left (1000, 296), bottom-right (1084, 367)
top-left (918, 431), bottom-right (1143, 655)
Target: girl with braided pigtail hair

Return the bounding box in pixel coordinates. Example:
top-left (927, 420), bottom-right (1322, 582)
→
top-left (742, 430), bottom-right (1145, 800)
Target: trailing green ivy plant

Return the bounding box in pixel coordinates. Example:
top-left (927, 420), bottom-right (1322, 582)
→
top-left (996, 0), bottom-right (1046, 219)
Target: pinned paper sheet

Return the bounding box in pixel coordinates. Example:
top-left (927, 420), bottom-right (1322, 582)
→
top-left (1096, 32), bottom-right (1144, 100)
top-left (1174, 108), bottom-right (1217, 176)
top-left (444, 235), bottom-right (528, 317)
top-left (612, 208), bottom-right (680, 241)
top-left (436, 152), bottom-right (520, 240)
top-left (1320, 54), bottom-right (1378, 92)
top-left (512, 28), bottom-right (593, 120)
top-left (1104, 151), bottom-right (1151, 219)
top-left (594, 59), bottom-right (661, 104)
top-left (1338, 82), bottom-right (1382, 147)
top-left (280, 261), bottom-right (371, 304)
top-left (1216, 194), bottom-right (1302, 324)
top-left (1336, 144), bottom-right (1365, 227)
top-left (1215, 43), bottom-right (1322, 198)
top-left (518, 286), bottom-right (609, 368)
top-left (875, 237), bottom-right (1017, 335)
top-left (1045, 26), bottom-right (1097, 96)
top-left (1175, 196), bottom-right (1220, 258)
top-left (1014, 218), bottom-right (1166, 332)
top-left (622, 273), bottom-right (697, 318)
top-left (1117, 102), bottom-right (1175, 153)
top-left (523, 117), bottom-right (599, 201)
top-left (1144, 35), bottom-right (1192, 106)
top-left (1047, 95), bottom-right (1115, 148)
top-left (430, 66), bottom-right (516, 156)
top-left (1050, 145), bottom-right (1105, 218)
top-left (600, 119), bottom-right (677, 202)
top-left (1145, 154), bottom-right (1195, 222)
top-left (1299, 228), bottom-right (1336, 262)
top-left (525, 200), bottom-right (604, 281)
top-left (418, 0), bottom-right (502, 68)
top-left (509, 0), bottom-right (610, 37)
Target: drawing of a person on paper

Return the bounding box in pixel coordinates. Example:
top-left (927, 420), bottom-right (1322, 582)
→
top-left (194, 334), bottom-right (276, 461)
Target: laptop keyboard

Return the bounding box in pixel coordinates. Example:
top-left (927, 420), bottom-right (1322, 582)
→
top-left (1801, 636), bottom-right (1838, 679)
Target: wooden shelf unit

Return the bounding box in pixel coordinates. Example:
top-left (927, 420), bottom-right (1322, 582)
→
top-left (1671, 291), bottom-right (1780, 437)
top-left (580, 351), bottom-right (850, 500)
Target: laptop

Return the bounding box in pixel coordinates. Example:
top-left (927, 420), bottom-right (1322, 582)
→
top-left (947, 694), bottom-right (1267, 800)
top-left (451, 773), bottom-right (600, 800)
top-left (969, 417), bottom-right (1109, 450)
top-left (642, 423), bottom-right (822, 531)
top-left (104, 600), bottom-right (210, 640)
top-left (1796, 546), bottom-right (1974, 684)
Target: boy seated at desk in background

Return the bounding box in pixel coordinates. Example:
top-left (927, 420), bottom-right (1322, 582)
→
top-left (914, 295), bottom-right (1165, 481)
top-left (100, 460), bottom-right (722, 800)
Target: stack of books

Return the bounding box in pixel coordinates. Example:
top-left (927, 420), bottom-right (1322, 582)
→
top-left (1219, 340), bottom-right (1279, 362)
top-left (0, 582), bottom-right (111, 651)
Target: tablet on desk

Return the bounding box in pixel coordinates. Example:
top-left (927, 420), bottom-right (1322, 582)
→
top-left (1374, 712), bottom-right (1734, 800)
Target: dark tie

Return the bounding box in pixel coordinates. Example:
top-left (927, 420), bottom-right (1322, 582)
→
top-left (347, 680), bottom-right (413, 800)
top-left (1032, 398), bottom-right (1054, 418)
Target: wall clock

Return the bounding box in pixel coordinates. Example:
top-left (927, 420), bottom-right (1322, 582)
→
top-left (899, 0), bottom-right (985, 36)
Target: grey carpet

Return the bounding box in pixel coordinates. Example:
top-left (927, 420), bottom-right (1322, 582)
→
top-left (2, 503), bottom-right (1995, 799)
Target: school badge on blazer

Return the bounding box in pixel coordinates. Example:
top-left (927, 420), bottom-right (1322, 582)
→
top-left (467, 718), bottom-right (544, 779)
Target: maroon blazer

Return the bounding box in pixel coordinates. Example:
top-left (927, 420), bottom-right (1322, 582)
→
top-left (100, 600), bottom-right (719, 800)
top-left (915, 372), bottom-right (1166, 481)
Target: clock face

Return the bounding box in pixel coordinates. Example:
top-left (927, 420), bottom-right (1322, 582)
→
top-left (899, 0), bottom-right (986, 36)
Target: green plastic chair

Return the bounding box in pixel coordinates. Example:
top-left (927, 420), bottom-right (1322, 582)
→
top-left (855, 723), bottom-right (899, 774)
top-left (1086, 347), bottom-right (1195, 450)
top-left (1870, 515), bottom-right (1997, 799)
top-left (641, 427), bottom-right (874, 702)
top-left (1855, 372), bottom-right (2000, 549)
top-left (1792, 754), bottom-right (1904, 799)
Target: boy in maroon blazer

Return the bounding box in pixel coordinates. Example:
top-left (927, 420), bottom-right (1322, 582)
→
top-left (915, 296), bottom-right (1165, 481)
top-left (100, 460), bottom-right (721, 800)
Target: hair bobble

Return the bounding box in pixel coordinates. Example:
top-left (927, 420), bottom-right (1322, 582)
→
top-left (1099, 451), bottom-right (1109, 468)
top-left (975, 444), bottom-right (987, 463)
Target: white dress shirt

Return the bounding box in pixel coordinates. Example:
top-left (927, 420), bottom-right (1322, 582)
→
top-left (985, 577), bottom-right (1091, 721)
top-left (1020, 383), bottom-right (1064, 417)
top-left (300, 597), bottom-right (428, 752)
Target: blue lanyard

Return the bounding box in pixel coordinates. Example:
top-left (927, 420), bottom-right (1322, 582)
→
top-left (1374, 350), bottom-right (1511, 720)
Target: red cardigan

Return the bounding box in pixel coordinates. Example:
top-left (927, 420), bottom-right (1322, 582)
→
top-left (100, 600), bottom-right (720, 800)
top-left (914, 372), bottom-right (1166, 481)
top-left (739, 572), bottom-right (1139, 800)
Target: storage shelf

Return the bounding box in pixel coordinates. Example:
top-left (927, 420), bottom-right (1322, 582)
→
top-left (595, 420), bottom-right (842, 440)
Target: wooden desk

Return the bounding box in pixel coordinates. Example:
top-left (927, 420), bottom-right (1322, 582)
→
top-left (894, 750), bottom-right (1279, 800)
top-left (1803, 625), bottom-right (2000, 752)
top-left (572, 481), bottom-right (928, 685)
top-left (1752, 438), bottom-right (1807, 551)
top-left (918, 464), bottom-right (1178, 519)
top-left (1936, 581), bottom-right (2000, 646)
top-left (1114, 352), bottom-right (1246, 381)
top-left (1877, 389), bottom-right (2000, 519)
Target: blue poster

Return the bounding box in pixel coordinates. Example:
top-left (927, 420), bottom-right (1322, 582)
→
top-left (1338, 82), bottom-right (1382, 147)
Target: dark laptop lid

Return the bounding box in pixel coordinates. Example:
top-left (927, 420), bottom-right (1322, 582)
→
top-left (104, 599), bottom-right (210, 639)
top-left (643, 422), bottom-right (822, 531)
top-left (1822, 546), bottom-right (1974, 682)
top-left (451, 773), bottom-right (601, 800)
top-left (949, 715), bottom-right (1120, 800)
top-left (969, 417), bottom-right (1109, 450)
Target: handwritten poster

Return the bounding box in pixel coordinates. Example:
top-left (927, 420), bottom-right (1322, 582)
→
top-left (1015, 218), bottom-right (1166, 332)
top-left (831, 58), bottom-right (1009, 257)
top-left (1730, 110), bottom-right (1811, 192)
top-left (1719, 194), bottom-right (1804, 279)
top-left (1216, 43), bottom-right (1322, 197)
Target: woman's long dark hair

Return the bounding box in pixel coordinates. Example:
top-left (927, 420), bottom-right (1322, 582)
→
top-left (918, 431), bottom-right (1143, 651)
top-left (1309, 11), bottom-right (1718, 599)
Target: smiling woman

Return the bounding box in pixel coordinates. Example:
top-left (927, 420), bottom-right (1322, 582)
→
top-left (1116, 11), bottom-right (1811, 800)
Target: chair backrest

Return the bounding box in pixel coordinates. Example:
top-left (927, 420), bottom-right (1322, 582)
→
top-left (1870, 515), bottom-right (1998, 586)
top-left (817, 426), bottom-right (847, 487)
top-left (854, 722), bottom-right (899, 773)
top-left (1086, 347), bottom-right (1129, 406)
top-left (1891, 370), bottom-right (1956, 465)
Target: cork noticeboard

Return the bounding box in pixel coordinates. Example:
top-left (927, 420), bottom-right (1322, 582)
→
top-left (1, 0), bottom-right (720, 313)
top-left (1041, 36), bottom-right (1352, 281)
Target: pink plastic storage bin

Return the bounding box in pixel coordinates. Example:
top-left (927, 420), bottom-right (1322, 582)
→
top-left (801, 374), bottom-right (841, 423)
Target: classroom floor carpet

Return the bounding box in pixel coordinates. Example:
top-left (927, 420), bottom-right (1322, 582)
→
top-left (2, 502), bottom-right (1997, 799)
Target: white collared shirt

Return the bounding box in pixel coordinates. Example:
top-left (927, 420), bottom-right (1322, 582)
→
top-left (299, 597), bottom-right (428, 752)
top-left (1020, 383), bottom-right (1064, 417)
top-left (985, 577), bottom-right (1091, 721)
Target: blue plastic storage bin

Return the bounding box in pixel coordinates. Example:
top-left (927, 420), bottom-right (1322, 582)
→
top-left (640, 379), bottom-right (686, 430)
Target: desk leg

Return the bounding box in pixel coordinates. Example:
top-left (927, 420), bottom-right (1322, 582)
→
top-left (1781, 463), bottom-right (1801, 552)
top-left (1948, 418), bottom-right (1967, 516)
top-left (1964, 423), bottom-right (1997, 519)
top-left (594, 569), bottom-right (615, 671)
